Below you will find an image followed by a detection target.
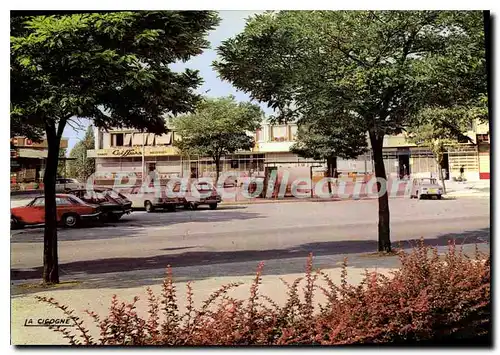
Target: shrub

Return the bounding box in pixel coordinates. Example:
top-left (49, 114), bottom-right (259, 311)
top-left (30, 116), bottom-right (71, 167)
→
top-left (37, 239), bottom-right (490, 345)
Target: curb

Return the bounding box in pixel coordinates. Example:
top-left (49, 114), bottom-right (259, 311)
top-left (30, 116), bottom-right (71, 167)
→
top-left (220, 196), bottom-right (407, 205)
top-left (445, 192), bottom-right (490, 198)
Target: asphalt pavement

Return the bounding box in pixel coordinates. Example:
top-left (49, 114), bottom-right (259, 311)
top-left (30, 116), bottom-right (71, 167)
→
top-left (11, 196), bottom-right (490, 293)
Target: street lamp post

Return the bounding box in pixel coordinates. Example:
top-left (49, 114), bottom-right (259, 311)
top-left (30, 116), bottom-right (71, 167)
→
top-left (141, 131), bottom-right (145, 183)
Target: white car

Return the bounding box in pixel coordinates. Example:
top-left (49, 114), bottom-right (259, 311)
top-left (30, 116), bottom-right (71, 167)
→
top-left (410, 178), bottom-right (444, 200)
top-left (55, 178), bottom-right (85, 192)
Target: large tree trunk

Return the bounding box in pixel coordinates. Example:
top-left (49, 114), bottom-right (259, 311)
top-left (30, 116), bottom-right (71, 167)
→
top-left (43, 121), bottom-right (64, 284)
top-left (369, 132), bottom-right (392, 252)
top-left (326, 156), bottom-right (337, 195)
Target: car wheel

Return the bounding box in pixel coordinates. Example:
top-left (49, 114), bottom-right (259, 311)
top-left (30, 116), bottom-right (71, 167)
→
top-left (166, 205), bottom-right (176, 212)
top-left (209, 203), bottom-right (217, 210)
top-left (99, 212), bottom-right (110, 222)
top-left (63, 213), bottom-right (79, 228)
top-left (189, 202), bottom-right (198, 210)
top-left (107, 213), bottom-right (121, 222)
top-left (437, 195), bottom-right (442, 200)
top-left (11, 216), bottom-right (22, 230)
top-left (145, 201), bottom-right (155, 213)
top-left (183, 204), bottom-right (190, 210)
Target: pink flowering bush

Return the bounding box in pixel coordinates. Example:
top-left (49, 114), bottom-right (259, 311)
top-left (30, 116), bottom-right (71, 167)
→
top-left (37, 239), bottom-right (490, 345)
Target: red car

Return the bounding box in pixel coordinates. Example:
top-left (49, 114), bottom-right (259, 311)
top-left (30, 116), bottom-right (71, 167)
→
top-left (11, 194), bottom-right (101, 229)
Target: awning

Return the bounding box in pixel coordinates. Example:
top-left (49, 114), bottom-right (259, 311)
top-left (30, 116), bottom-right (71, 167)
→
top-left (14, 149), bottom-right (76, 160)
top-left (155, 132), bottom-right (172, 145)
top-left (16, 148), bottom-right (47, 159)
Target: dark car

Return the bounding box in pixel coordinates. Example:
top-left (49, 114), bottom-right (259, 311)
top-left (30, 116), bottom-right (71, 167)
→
top-left (177, 180), bottom-right (222, 210)
top-left (68, 188), bottom-right (132, 221)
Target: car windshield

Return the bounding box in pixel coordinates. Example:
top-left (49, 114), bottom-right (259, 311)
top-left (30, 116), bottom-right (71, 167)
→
top-left (105, 190), bottom-right (121, 199)
top-left (83, 191), bottom-right (108, 202)
top-left (420, 178), bottom-right (438, 184)
top-left (197, 184), bottom-right (213, 191)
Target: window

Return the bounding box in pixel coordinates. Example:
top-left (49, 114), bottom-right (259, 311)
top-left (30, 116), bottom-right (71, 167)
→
top-left (67, 196), bottom-right (84, 205)
top-left (124, 133), bottom-right (132, 146)
top-left (148, 163), bottom-right (156, 172)
top-left (477, 134), bottom-right (489, 144)
top-left (197, 183), bottom-right (213, 192)
top-left (31, 198), bottom-right (45, 207)
top-left (271, 126), bottom-right (287, 142)
top-left (112, 133), bottom-right (124, 147)
top-left (255, 128), bottom-right (263, 142)
top-left (289, 125), bottom-right (298, 141)
top-left (56, 197), bottom-right (73, 206)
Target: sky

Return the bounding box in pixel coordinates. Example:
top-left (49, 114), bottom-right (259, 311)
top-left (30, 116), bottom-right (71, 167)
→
top-left (64, 10), bottom-right (271, 153)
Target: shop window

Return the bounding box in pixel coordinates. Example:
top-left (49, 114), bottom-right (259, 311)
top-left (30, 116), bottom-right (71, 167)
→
top-left (231, 160), bottom-right (239, 169)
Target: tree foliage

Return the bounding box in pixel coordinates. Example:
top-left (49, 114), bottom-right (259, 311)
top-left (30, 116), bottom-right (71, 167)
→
top-left (214, 10), bottom-right (486, 252)
top-left (291, 119), bottom-right (368, 162)
top-left (173, 96), bottom-right (263, 182)
top-left (407, 107), bottom-right (474, 191)
top-left (10, 11), bottom-right (220, 283)
top-left (68, 126), bottom-right (96, 181)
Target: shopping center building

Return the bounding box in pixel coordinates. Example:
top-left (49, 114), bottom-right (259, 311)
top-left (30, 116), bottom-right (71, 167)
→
top-left (86, 119), bottom-right (490, 185)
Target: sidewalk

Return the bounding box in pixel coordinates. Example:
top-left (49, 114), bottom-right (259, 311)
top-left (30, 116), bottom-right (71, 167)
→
top-left (445, 180), bottom-right (490, 198)
top-left (11, 266), bottom-right (395, 345)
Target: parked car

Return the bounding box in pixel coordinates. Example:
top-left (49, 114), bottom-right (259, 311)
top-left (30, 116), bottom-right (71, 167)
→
top-left (124, 186), bottom-right (180, 213)
top-left (67, 188), bottom-right (132, 221)
top-left (178, 180), bottom-right (222, 210)
top-left (410, 178), bottom-right (444, 200)
top-left (55, 178), bottom-right (85, 192)
top-left (11, 194), bottom-right (101, 229)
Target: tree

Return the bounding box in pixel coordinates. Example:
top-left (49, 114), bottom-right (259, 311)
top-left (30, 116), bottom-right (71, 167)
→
top-left (290, 119), bottom-right (368, 194)
top-left (68, 126), bottom-right (96, 181)
top-left (57, 148), bottom-right (67, 178)
top-left (407, 107), bottom-right (475, 192)
top-left (173, 96), bottom-right (263, 183)
top-left (214, 10), bottom-right (486, 252)
top-left (11, 11), bottom-right (220, 284)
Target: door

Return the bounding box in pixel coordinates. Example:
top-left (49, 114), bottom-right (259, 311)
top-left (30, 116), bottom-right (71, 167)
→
top-left (55, 196), bottom-right (77, 222)
top-left (26, 197), bottom-right (45, 224)
top-left (398, 153), bottom-right (410, 179)
top-left (263, 166), bottom-right (278, 198)
top-left (190, 162), bottom-right (198, 179)
top-left (479, 144), bottom-right (490, 180)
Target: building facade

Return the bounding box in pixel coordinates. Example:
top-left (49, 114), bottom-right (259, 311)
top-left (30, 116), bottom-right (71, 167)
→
top-left (87, 119), bottom-right (490, 185)
top-left (10, 136), bottom-right (69, 189)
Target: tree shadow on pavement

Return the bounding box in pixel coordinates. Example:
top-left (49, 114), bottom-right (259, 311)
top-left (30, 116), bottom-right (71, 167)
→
top-left (11, 227), bottom-right (490, 293)
top-left (10, 208), bottom-right (263, 243)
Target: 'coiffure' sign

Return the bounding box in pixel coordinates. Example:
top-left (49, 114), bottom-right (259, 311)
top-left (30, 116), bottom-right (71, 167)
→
top-left (94, 146), bottom-right (178, 158)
